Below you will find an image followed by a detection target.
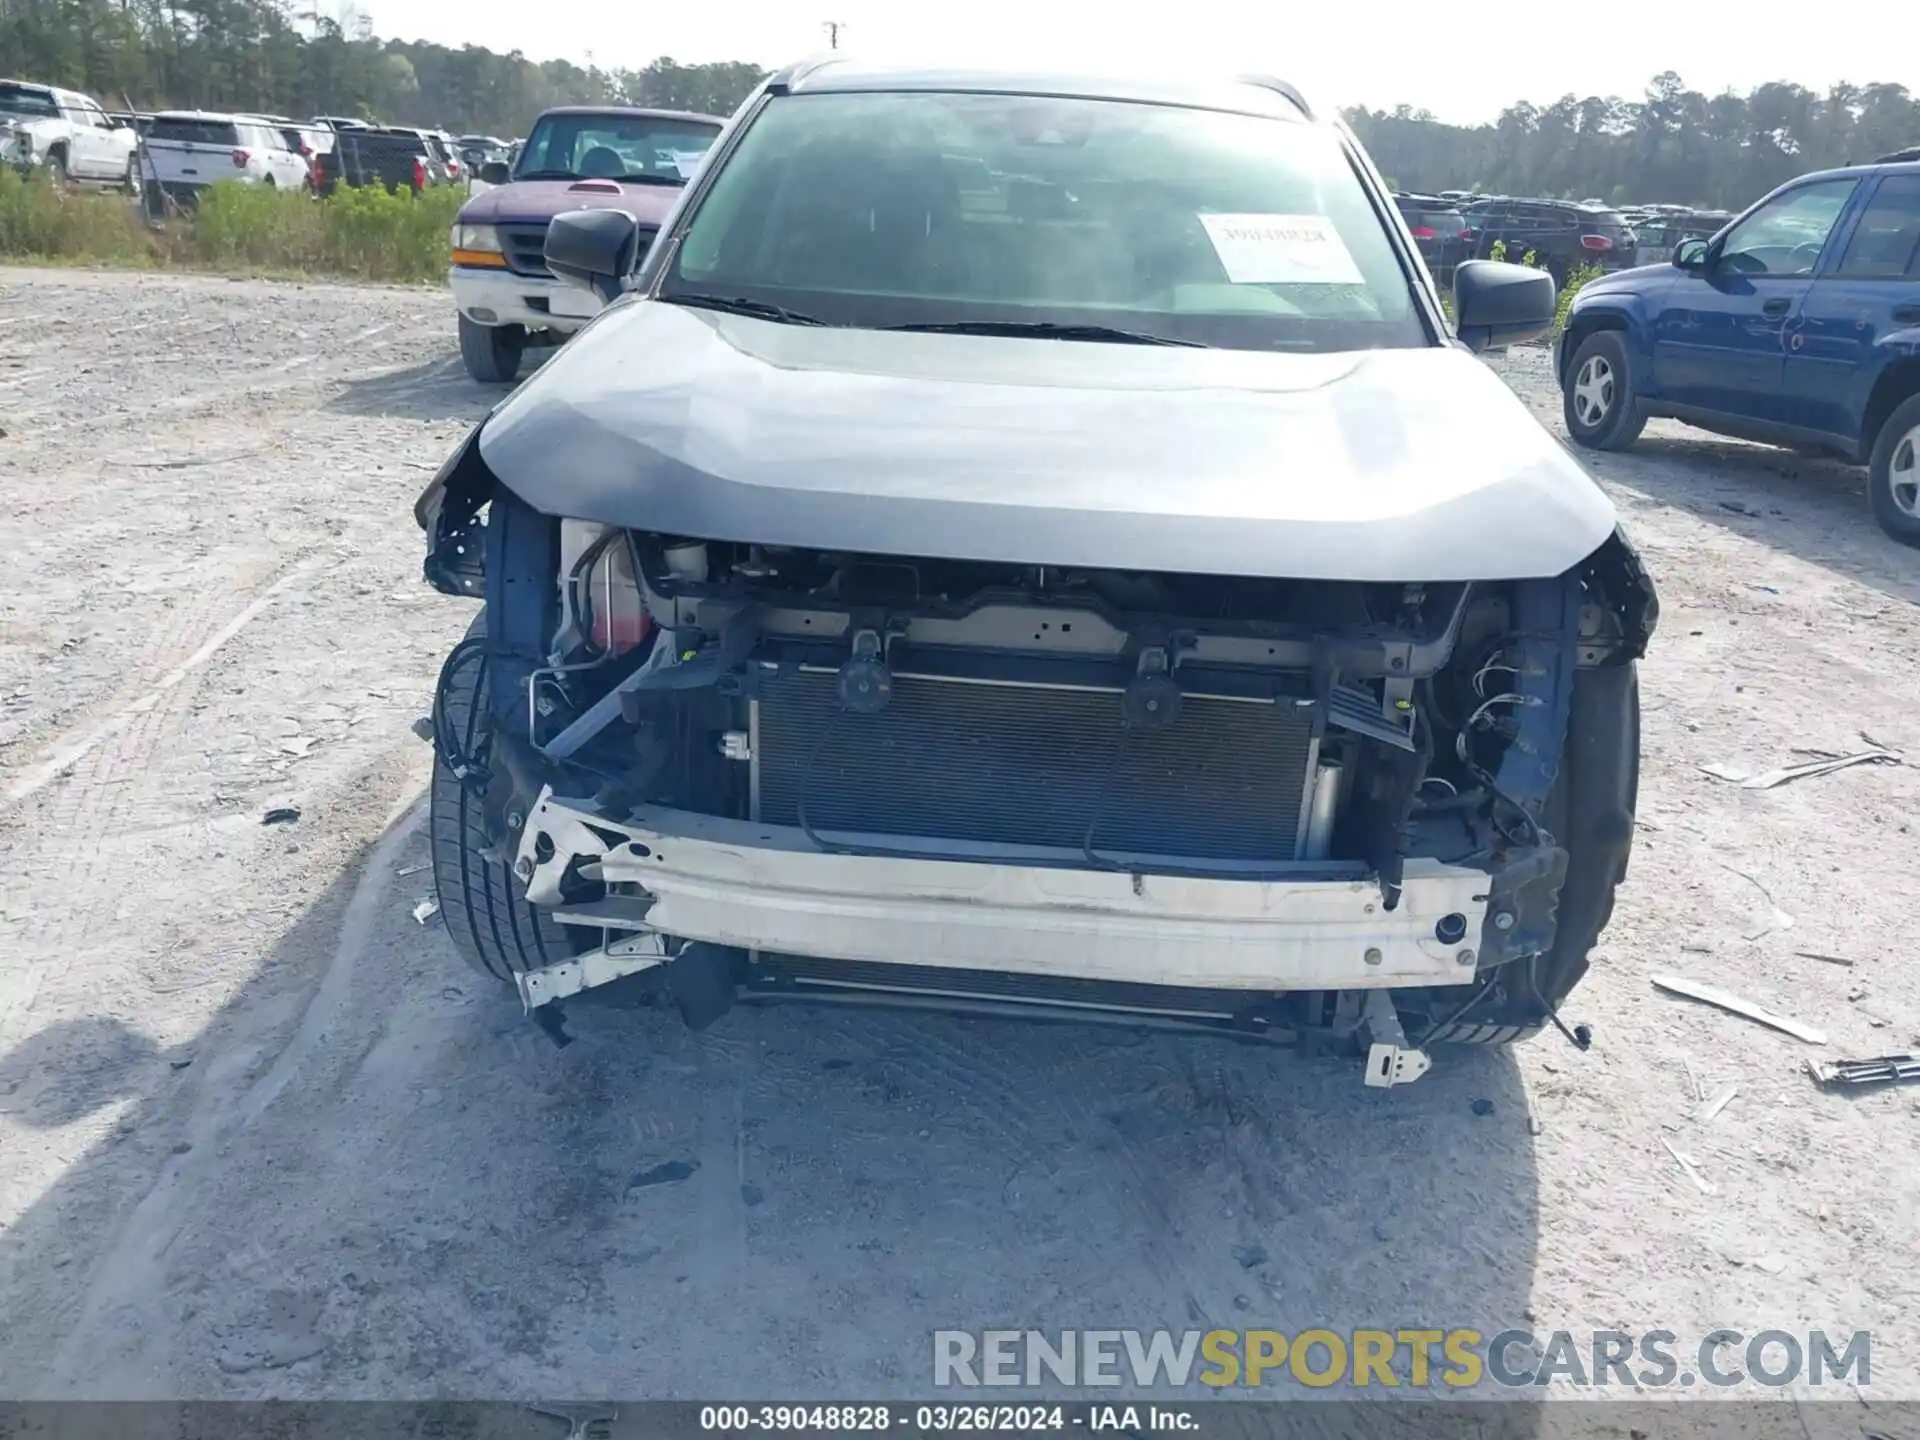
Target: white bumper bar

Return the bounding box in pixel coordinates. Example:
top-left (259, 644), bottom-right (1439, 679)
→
top-left (449, 264), bottom-right (600, 334)
top-left (519, 794), bottom-right (1489, 992)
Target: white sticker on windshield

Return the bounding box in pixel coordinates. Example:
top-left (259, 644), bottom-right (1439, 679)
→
top-left (1198, 213), bottom-right (1366, 285)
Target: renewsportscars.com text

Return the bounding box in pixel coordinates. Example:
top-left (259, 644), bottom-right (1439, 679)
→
top-left (933, 1328), bottom-right (1870, 1390)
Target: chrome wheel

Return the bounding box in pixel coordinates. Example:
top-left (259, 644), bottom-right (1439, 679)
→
top-left (1891, 423), bottom-right (1920, 520)
top-left (1572, 355), bottom-right (1615, 429)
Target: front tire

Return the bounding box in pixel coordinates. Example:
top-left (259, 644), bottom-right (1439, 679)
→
top-left (458, 314), bottom-right (525, 384)
top-left (1562, 330), bottom-right (1646, 451)
top-left (44, 148), bottom-right (68, 188)
top-left (429, 615), bottom-right (577, 985)
top-left (1867, 393), bottom-right (1920, 549)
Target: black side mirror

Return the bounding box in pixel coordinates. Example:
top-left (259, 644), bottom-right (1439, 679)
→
top-left (1673, 237), bottom-right (1710, 271)
top-left (478, 160), bottom-right (511, 186)
top-left (545, 209), bottom-right (640, 305)
top-left (1451, 259), bottom-right (1556, 353)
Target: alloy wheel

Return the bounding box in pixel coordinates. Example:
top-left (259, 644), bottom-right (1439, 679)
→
top-left (1891, 423), bottom-right (1920, 520)
top-left (1572, 355), bottom-right (1615, 429)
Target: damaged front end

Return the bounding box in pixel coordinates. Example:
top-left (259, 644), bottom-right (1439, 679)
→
top-left (417, 434), bottom-right (1655, 1084)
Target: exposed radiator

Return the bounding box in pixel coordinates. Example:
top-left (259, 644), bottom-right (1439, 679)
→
top-left (753, 670), bottom-right (1316, 862)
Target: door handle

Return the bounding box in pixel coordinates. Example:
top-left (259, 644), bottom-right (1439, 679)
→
top-left (1762, 298), bottom-right (1792, 317)
top-left (1894, 305), bottom-right (1920, 324)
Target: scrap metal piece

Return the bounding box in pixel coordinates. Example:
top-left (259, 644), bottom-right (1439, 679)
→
top-left (1661, 1137), bottom-right (1717, 1196)
top-left (1361, 988), bottom-right (1432, 1088)
top-left (1699, 747), bottom-right (1901, 789)
top-left (1695, 1081), bottom-right (1739, 1123)
top-left (1651, 974), bottom-right (1827, 1046)
top-left (1807, 1052), bottom-right (1920, 1089)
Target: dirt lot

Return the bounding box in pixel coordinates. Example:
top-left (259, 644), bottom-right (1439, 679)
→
top-left (1, 268), bottom-right (1918, 1408)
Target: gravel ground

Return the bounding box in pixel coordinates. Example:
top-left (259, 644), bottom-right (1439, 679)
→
top-left (1, 269), bottom-right (1917, 1411)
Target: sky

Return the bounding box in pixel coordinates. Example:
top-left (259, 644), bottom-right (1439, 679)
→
top-left (354, 0), bottom-right (1913, 126)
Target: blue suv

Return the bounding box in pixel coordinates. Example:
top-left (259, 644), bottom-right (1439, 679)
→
top-left (1557, 157), bottom-right (1920, 546)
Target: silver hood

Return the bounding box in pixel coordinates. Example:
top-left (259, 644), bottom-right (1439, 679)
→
top-left (477, 299), bottom-right (1617, 582)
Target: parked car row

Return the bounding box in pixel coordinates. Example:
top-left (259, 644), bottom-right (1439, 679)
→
top-left (1391, 192), bottom-right (1645, 285)
top-left (138, 112), bottom-right (318, 203)
top-left (4, 76), bottom-right (519, 205)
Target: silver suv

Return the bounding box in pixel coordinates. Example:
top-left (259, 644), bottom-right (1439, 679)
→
top-left (413, 63), bottom-right (1658, 1086)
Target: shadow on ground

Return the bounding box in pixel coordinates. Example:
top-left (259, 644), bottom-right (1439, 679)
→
top-left (1, 802), bottom-right (1543, 1405)
top-left (1587, 428), bottom-right (1919, 608)
top-left (328, 348), bottom-right (557, 423)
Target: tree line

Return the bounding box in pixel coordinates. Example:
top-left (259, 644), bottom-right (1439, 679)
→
top-left (1346, 72), bottom-right (1920, 212)
top-left (0, 0), bottom-right (767, 133)
top-left (6, 3), bottom-right (1919, 206)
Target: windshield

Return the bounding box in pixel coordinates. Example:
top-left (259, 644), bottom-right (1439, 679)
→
top-left (661, 90), bottom-right (1426, 352)
top-left (0, 83), bottom-right (59, 120)
top-left (516, 113), bottom-right (721, 184)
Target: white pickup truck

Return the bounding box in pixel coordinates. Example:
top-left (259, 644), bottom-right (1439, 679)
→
top-left (140, 111), bottom-right (311, 200)
top-left (0, 78), bottom-right (139, 188)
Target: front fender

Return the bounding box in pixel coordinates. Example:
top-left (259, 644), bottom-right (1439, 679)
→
top-left (415, 420), bottom-right (494, 596)
top-left (1558, 293), bottom-right (1658, 389)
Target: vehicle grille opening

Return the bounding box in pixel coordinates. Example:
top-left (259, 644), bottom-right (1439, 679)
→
top-left (754, 670), bottom-right (1315, 861)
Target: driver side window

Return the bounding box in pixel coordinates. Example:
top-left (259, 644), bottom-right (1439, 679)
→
top-left (1717, 180), bottom-right (1857, 276)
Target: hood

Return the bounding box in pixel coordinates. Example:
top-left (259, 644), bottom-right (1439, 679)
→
top-left (1580, 262), bottom-right (1680, 296)
top-left (457, 178), bottom-right (684, 226)
top-left (476, 301), bottom-right (1619, 584)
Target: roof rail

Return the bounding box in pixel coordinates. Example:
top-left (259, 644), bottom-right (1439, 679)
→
top-left (1875, 146), bottom-right (1920, 164)
top-left (1236, 75), bottom-right (1313, 120)
top-left (767, 55), bottom-right (843, 95)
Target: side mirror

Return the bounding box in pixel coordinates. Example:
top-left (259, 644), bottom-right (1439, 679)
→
top-left (545, 208), bottom-right (640, 305)
top-left (477, 160), bottom-right (511, 186)
top-left (1451, 259), bottom-right (1556, 353)
top-left (1673, 237), bottom-right (1710, 270)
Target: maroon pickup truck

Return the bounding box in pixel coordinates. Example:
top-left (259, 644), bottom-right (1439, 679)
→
top-left (449, 105), bottom-right (725, 381)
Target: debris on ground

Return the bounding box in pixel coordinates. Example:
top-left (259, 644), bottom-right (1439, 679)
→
top-left (1807, 1052), bottom-right (1920, 1090)
top-left (1696, 1082), bottom-right (1739, 1123)
top-left (261, 806), bottom-right (301, 826)
top-left (277, 735), bottom-right (318, 757)
top-left (1796, 950), bottom-right (1858, 968)
top-left (1661, 1138), bottom-right (1717, 1196)
top-left (1699, 746), bottom-right (1901, 790)
top-left (411, 898), bottom-right (439, 925)
top-left (1652, 974), bottom-right (1828, 1045)
top-left (1680, 1055), bottom-right (1704, 1102)
top-left (1232, 1243), bottom-right (1268, 1269)
top-left (1716, 862), bottom-right (1794, 940)
top-left (1471, 1097), bottom-right (1495, 1116)
top-left (395, 862), bottom-right (429, 877)
top-left (409, 716), bottom-right (435, 742)
top-left (627, 1160), bottom-right (698, 1191)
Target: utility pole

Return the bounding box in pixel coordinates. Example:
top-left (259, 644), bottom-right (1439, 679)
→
top-left (822, 20), bottom-right (845, 49)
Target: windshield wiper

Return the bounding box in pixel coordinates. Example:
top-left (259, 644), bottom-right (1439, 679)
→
top-left (881, 320), bottom-right (1204, 347)
top-left (664, 293), bottom-right (828, 326)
